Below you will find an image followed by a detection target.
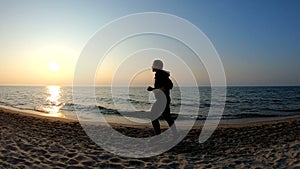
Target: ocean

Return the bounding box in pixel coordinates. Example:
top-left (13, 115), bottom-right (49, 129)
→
top-left (0, 86), bottom-right (300, 121)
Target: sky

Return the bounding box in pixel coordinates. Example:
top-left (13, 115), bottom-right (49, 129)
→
top-left (0, 0), bottom-right (299, 86)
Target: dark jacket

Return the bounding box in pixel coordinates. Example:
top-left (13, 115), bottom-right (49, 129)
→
top-left (154, 69), bottom-right (173, 103)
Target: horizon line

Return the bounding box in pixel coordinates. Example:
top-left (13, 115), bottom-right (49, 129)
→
top-left (0, 84), bottom-right (299, 87)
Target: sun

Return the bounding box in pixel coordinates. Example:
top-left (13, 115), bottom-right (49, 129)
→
top-left (49, 61), bottom-right (60, 72)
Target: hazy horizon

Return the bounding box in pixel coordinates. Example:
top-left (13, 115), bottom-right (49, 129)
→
top-left (0, 84), bottom-right (299, 87)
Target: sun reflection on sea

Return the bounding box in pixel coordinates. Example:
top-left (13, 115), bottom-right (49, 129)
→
top-left (44, 86), bottom-right (65, 117)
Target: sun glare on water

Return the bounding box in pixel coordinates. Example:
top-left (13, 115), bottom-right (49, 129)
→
top-left (44, 86), bottom-right (64, 118)
top-left (49, 61), bottom-right (60, 72)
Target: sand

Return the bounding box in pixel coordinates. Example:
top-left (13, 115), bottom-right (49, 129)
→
top-left (0, 107), bottom-right (299, 168)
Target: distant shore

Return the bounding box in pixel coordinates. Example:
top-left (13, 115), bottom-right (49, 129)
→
top-left (1, 105), bottom-right (300, 168)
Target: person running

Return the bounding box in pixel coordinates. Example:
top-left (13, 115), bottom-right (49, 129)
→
top-left (147, 60), bottom-right (176, 135)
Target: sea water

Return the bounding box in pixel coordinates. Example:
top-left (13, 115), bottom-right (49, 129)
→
top-left (0, 86), bottom-right (300, 121)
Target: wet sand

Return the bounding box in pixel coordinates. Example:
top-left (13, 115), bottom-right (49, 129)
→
top-left (0, 107), bottom-right (299, 168)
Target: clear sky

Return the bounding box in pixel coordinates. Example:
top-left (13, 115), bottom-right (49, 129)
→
top-left (0, 0), bottom-right (299, 86)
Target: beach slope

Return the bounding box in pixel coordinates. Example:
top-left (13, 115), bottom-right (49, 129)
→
top-left (0, 107), bottom-right (299, 168)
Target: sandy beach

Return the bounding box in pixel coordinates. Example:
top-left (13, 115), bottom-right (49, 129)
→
top-left (0, 107), bottom-right (299, 168)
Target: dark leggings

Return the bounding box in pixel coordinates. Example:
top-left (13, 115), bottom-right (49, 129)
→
top-left (151, 106), bottom-right (175, 135)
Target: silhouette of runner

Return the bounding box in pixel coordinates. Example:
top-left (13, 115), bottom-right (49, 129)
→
top-left (147, 60), bottom-right (177, 135)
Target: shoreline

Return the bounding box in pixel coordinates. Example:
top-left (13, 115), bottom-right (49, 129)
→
top-left (0, 105), bottom-right (75, 122)
top-left (1, 104), bottom-right (300, 129)
top-left (1, 105), bottom-right (299, 168)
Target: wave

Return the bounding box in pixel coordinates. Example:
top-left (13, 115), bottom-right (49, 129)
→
top-left (63, 103), bottom-right (120, 115)
top-left (127, 98), bottom-right (151, 105)
top-left (199, 103), bottom-right (211, 108)
top-left (225, 100), bottom-right (239, 104)
top-left (97, 105), bottom-right (120, 114)
top-left (0, 101), bottom-right (10, 106)
top-left (2, 100), bottom-right (300, 121)
top-left (179, 112), bottom-right (300, 121)
top-left (222, 112), bottom-right (300, 119)
top-left (283, 108), bottom-right (300, 112)
top-left (225, 113), bottom-right (282, 118)
top-left (264, 107), bottom-right (300, 113)
top-left (97, 97), bottom-right (152, 106)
